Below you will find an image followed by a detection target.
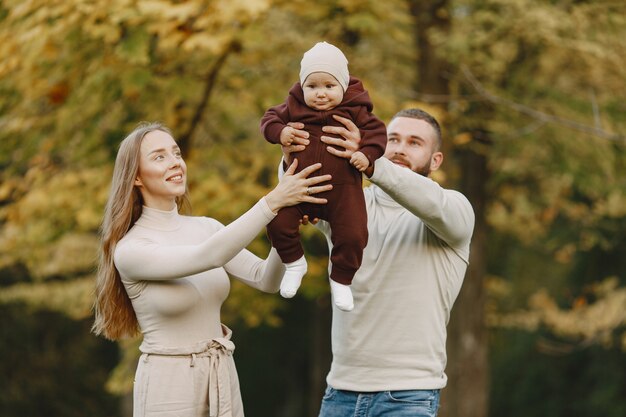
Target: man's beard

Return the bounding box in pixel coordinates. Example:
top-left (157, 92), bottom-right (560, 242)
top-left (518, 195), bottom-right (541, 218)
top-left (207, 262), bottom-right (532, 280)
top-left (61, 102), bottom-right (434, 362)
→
top-left (415, 163), bottom-right (431, 177)
top-left (389, 155), bottom-right (431, 177)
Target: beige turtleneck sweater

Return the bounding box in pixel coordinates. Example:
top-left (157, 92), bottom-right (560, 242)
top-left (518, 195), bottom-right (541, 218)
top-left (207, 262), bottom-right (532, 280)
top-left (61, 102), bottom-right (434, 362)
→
top-left (114, 198), bottom-right (283, 417)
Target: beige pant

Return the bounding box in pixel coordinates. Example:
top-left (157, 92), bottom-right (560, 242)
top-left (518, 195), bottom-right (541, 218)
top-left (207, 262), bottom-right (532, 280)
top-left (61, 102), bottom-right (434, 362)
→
top-left (133, 326), bottom-right (243, 417)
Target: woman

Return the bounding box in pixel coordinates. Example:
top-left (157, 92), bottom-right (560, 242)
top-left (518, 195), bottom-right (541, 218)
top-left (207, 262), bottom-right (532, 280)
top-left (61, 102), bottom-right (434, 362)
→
top-left (92, 122), bottom-right (332, 417)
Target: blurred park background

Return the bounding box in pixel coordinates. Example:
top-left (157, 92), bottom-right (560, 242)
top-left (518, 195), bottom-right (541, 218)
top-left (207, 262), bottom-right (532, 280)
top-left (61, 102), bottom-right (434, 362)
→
top-left (0, 0), bottom-right (625, 416)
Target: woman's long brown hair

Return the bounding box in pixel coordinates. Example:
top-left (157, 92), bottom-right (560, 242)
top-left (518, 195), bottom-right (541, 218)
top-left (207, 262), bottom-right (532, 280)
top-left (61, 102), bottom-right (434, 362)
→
top-left (92, 122), bottom-right (190, 340)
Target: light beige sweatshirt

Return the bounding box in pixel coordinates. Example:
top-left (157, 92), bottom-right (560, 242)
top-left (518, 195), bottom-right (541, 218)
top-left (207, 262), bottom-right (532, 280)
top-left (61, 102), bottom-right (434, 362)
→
top-left (114, 199), bottom-right (283, 417)
top-left (318, 157), bottom-right (475, 391)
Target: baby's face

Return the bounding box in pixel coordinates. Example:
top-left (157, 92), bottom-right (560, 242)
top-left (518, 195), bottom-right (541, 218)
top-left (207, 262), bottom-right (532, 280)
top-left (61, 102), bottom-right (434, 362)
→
top-left (302, 72), bottom-right (344, 111)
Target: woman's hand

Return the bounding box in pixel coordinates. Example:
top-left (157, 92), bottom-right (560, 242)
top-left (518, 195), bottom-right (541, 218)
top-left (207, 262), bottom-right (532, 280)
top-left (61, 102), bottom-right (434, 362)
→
top-left (264, 159), bottom-right (332, 213)
top-left (320, 115), bottom-right (361, 159)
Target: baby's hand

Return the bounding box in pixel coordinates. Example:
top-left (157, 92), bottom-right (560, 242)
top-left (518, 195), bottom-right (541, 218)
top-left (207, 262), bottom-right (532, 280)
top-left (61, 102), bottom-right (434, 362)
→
top-left (350, 151), bottom-right (370, 172)
top-left (280, 126), bottom-right (297, 146)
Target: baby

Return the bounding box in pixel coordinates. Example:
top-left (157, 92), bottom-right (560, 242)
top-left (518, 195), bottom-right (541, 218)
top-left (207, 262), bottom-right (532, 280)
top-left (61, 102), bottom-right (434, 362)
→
top-left (260, 41), bottom-right (386, 311)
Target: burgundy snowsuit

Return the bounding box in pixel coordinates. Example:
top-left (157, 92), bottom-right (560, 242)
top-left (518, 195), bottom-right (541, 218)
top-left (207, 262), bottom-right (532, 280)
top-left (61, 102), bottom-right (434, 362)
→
top-left (260, 77), bottom-right (386, 285)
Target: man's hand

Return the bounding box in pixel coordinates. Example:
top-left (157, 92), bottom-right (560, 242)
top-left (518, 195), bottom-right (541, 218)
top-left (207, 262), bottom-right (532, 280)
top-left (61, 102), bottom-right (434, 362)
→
top-left (322, 115), bottom-right (375, 177)
top-left (281, 122), bottom-right (310, 163)
top-left (299, 214), bottom-right (320, 226)
top-left (320, 115), bottom-right (361, 159)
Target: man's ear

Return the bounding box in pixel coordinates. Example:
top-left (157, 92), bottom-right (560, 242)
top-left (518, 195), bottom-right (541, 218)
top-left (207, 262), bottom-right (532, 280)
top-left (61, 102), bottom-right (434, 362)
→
top-left (430, 152), bottom-right (444, 172)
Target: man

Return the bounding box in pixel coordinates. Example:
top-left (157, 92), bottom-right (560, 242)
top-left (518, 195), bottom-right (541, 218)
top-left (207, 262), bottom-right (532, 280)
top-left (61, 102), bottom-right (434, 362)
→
top-left (284, 108), bottom-right (475, 417)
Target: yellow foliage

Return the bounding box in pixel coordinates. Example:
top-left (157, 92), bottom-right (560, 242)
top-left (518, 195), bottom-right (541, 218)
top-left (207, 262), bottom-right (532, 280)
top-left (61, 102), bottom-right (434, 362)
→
top-left (489, 277), bottom-right (626, 350)
top-left (0, 0), bottom-right (624, 377)
top-left (0, 166), bottom-right (109, 280)
top-left (453, 132), bottom-right (473, 146)
top-left (38, 233), bottom-right (100, 278)
top-left (224, 280), bottom-right (284, 328)
top-left (139, 0), bottom-right (200, 21)
top-left (0, 276), bottom-right (94, 320)
top-left (594, 191), bottom-right (626, 218)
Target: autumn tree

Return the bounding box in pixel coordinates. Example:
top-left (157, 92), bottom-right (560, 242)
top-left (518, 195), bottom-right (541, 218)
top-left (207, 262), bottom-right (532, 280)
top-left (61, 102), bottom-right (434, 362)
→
top-left (1, 1), bottom-right (625, 416)
top-left (439, 1), bottom-right (626, 416)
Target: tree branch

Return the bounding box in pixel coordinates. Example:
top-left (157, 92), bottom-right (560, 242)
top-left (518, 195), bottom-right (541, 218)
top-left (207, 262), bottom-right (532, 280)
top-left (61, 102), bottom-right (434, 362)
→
top-left (461, 65), bottom-right (624, 142)
top-left (177, 39), bottom-right (241, 156)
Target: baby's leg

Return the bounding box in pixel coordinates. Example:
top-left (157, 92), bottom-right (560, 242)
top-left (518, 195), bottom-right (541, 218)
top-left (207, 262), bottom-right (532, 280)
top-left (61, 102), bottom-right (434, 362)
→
top-left (266, 206), bottom-right (307, 298)
top-left (327, 186), bottom-right (368, 285)
top-left (327, 186), bottom-right (368, 311)
top-left (267, 206), bottom-right (305, 263)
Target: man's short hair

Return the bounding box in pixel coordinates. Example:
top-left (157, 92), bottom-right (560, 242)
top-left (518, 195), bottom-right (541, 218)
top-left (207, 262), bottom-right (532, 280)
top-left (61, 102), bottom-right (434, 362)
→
top-left (391, 108), bottom-right (442, 151)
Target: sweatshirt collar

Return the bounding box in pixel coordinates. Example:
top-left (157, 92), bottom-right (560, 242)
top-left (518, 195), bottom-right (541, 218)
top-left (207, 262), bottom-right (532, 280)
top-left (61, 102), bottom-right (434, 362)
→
top-left (372, 185), bottom-right (402, 208)
top-left (134, 205), bottom-right (182, 231)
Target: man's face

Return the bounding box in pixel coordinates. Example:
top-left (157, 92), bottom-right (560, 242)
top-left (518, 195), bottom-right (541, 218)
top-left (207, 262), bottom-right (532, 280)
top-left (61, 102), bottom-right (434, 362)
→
top-left (384, 117), bottom-right (442, 176)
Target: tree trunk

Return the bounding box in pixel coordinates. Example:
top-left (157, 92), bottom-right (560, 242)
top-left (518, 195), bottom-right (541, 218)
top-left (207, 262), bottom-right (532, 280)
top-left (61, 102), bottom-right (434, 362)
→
top-left (443, 145), bottom-right (490, 417)
top-left (409, 0), bottom-right (451, 95)
top-left (407, 1), bottom-right (489, 416)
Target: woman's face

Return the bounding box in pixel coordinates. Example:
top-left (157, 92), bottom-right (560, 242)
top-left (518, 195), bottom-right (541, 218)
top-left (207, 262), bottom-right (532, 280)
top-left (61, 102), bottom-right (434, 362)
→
top-left (134, 130), bottom-right (187, 210)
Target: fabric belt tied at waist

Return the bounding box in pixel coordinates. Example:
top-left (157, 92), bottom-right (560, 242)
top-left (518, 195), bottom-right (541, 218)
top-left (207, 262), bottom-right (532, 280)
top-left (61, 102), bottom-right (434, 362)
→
top-left (140, 325), bottom-right (236, 417)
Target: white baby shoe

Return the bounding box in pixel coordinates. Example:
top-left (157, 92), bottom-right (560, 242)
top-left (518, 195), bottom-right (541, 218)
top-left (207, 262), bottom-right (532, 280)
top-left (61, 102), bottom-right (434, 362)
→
top-left (280, 256), bottom-right (307, 298)
top-left (330, 280), bottom-right (354, 311)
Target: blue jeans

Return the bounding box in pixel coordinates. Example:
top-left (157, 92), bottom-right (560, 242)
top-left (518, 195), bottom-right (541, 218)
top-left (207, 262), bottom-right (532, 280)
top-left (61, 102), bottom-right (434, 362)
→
top-left (318, 386), bottom-right (440, 417)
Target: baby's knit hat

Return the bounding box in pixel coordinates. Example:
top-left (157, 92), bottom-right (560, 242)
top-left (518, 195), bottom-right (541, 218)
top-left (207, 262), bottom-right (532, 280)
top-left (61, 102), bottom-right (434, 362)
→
top-left (299, 41), bottom-right (350, 92)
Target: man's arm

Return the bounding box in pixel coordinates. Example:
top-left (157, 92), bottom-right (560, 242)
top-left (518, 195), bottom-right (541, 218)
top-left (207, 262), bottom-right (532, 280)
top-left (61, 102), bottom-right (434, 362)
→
top-left (321, 115), bottom-right (474, 250)
top-left (370, 158), bottom-right (475, 250)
